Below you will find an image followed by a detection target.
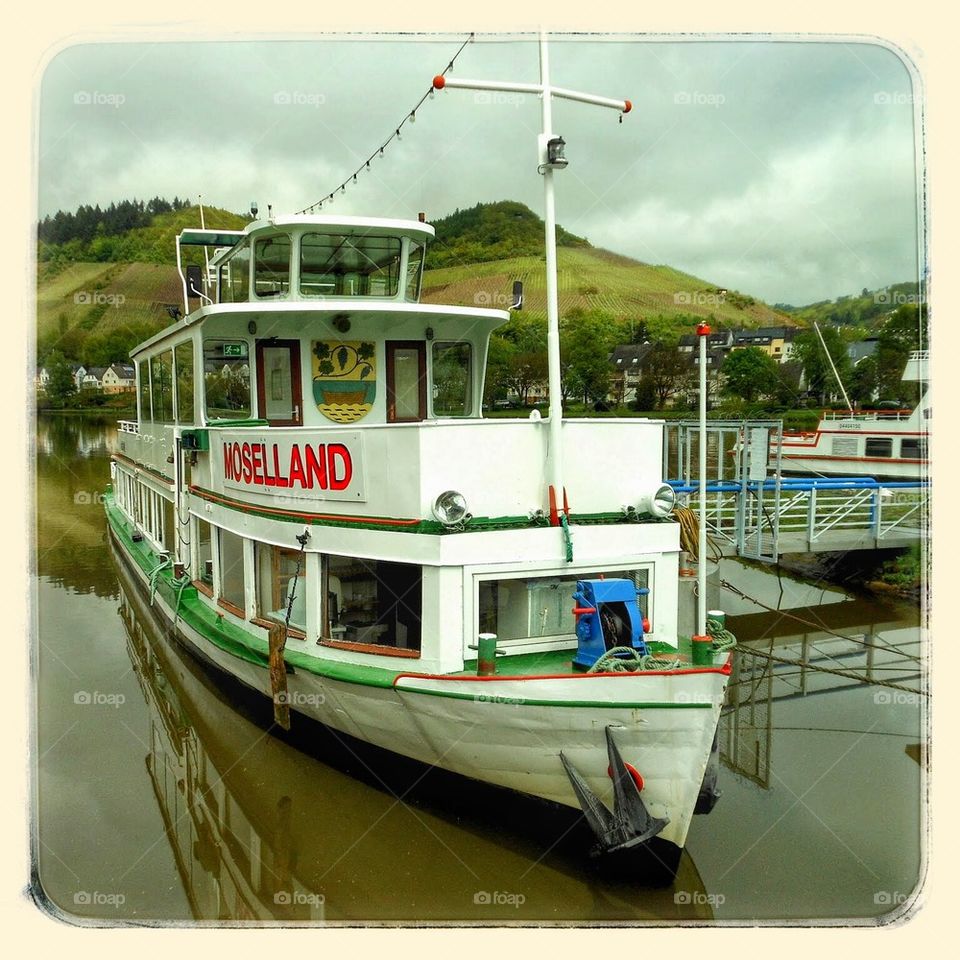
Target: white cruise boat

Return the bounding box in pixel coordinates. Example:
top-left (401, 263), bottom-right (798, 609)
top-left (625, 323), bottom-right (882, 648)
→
top-left (104, 213), bottom-right (732, 873)
top-left (778, 351), bottom-right (930, 480)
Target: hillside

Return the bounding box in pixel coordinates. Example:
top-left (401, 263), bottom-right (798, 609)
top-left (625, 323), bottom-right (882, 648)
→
top-left (776, 281), bottom-right (923, 331)
top-left (421, 245), bottom-right (789, 329)
top-left (36, 199), bottom-right (792, 366)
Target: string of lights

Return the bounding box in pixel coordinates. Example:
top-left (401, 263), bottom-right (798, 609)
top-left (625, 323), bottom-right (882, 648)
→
top-left (295, 33), bottom-right (475, 214)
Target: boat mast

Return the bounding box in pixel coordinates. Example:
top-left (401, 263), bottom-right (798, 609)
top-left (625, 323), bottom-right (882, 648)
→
top-left (813, 321), bottom-right (852, 410)
top-left (432, 33), bottom-right (631, 542)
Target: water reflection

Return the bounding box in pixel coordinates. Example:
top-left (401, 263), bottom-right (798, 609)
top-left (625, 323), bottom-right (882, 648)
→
top-left (114, 545), bottom-right (713, 922)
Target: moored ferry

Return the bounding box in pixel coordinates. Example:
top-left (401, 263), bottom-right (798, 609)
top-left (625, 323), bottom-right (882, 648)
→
top-left (777, 351), bottom-right (930, 480)
top-left (104, 212), bottom-right (733, 872)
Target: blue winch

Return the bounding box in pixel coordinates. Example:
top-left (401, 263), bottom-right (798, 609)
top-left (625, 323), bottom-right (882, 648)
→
top-left (571, 578), bottom-right (650, 671)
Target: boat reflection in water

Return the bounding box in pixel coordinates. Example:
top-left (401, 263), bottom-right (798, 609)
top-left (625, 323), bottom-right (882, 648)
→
top-left (115, 544), bottom-right (716, 923)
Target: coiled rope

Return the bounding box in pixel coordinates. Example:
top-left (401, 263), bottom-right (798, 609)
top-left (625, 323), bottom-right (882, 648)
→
top-left (147, 557), bottom-right (172, 606)
top-left (587, 618), bottom-right (738, 673)
top-left (671, 505), bottom-right (723, 563)
top-left (707, 616), bottom-right (738, 653)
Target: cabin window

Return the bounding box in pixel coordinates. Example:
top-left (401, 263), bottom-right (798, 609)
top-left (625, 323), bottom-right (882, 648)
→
top-left (405, 241), bottom-right (424, 300)
top-left (900, 437), bottom-right (926, 459)
top-left (254, 236), bottom-right (291, 298)
top-left (865, 437), bottom-right (893, 458)
top-left (218, 529), bottom-right (246, 613)
top-left (386, 341), bottom-right (426, 422)
top-left (299, 233), bottom-right (401, 297)
top-left (174, 341), bottom-right (195, 423)
top-left (195, 518), bottom-right (213, 590)
top-left (478, 568), bottom-right (651, 647)
top-left (256, 545), bottom-right (308, 634)
top-left (432, 342), bottom-right (473, 417)
top-left (321, 556), bottom-right (422, 653)
top-left (831, 436), bottom-right (858, 457)
top-left (203, 339), bottom-right (251, 420)
top-left (219, 242), bottom-right (250, 302)
top-left (150, 351), bottom-right (175, 424)
top-left (137, 360), bottom-right (151, 421)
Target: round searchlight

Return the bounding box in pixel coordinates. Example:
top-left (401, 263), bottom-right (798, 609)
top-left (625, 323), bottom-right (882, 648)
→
top-left (639, 483), bottom-right (676, 519)
top-left (432, 490), bottom-right (471, 527)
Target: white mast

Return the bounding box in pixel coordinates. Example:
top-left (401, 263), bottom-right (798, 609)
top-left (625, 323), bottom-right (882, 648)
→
top-left (433, 32), bottom-right (631, 539)
top-left (813, 321), bottom-right (852, 410)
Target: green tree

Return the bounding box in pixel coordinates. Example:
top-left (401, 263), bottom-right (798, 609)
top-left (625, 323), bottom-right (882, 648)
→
top-left (792, 326), bottom-right (852, 402)
top-left (560, 309), bottom-right (621, 405)
top-left (875, 303), bottom-right (926, 402)
top-left (721, 347), bottom-right (781, 402)
top-left (644, 341), bottom-right (689, 409)
top-left (849, 356), bottom-right (879, 406)
top-left (44, 351), bottom-right (76, 406)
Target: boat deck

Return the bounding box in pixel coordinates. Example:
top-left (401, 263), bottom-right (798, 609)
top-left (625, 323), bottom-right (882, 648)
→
top-left (456, 640), bottom-right (697, 678)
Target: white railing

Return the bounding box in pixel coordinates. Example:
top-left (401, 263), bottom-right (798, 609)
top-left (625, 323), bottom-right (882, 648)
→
top-left (118, 420), bottom-right (140, 434)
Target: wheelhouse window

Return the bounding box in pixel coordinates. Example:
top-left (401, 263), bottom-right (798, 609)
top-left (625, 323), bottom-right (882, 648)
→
top-left (219, 242), bottom-right (250, 302)
top-left (174, 341), bottom-right (194, 423)
top-left (256, 545), bottom-right (308, 635)
top-left (405, 241), bottom-right (424, 300)
top-left (321, 556), bottom-right (421, 654)
top-left (865, 437), bottom-right (893, 458)
top-left (432, 342), bottom-right (473, 417)
top-left (254, 236), bottom-right (291, 298)
top-left (203, 339), bottom-right (251, 420)
top-left (150, 351), bottom-right (174, 424)
top-left (478, 569), bottom-right (651, 648)
top-left (300, 233), bottom-right (401, 297)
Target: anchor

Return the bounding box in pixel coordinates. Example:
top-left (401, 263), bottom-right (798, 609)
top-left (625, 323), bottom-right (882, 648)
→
top-left (560, 726), bottom-right (669, 856)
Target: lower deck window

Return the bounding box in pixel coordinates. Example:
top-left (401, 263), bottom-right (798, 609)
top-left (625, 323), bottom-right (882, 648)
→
top-left (900, 437), bottom-right (926, 459)
top-left (478, 569), bottom-right (650, 645)
top-left (219, 529), bottom-right (246, 611)
top-left (324, 556), bottom-right (421, 651)
top-left (257, 545), bottom-right (308, 633)
top-left (865, 437), bottom-right (893, 458)
top-left (196, 518), bottom-right (213, 587)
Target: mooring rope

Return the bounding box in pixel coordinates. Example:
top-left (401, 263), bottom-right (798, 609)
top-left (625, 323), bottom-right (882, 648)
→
top-left (147, 557), bottom-right (172, 606)
top-left (672, 505), bottom-right (723, 563)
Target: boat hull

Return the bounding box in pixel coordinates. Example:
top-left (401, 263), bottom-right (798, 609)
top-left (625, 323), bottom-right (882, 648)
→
top-left (108, 516), bottom-right (728, 851)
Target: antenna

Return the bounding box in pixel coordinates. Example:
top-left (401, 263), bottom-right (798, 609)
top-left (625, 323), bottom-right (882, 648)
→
top-left (813, 321), bottom-right (852, 410)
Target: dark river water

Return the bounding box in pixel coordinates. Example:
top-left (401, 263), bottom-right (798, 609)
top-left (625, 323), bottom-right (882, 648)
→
top-left (33, 414), bottom-right (926, 925)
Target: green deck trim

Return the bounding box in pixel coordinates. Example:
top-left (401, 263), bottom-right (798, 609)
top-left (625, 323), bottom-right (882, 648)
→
top-left (188, 484), bottom-right (667, 534)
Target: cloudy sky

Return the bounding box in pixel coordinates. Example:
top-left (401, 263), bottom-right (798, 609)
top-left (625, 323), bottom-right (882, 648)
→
top-left (37, 35), bottom-right (921, 305)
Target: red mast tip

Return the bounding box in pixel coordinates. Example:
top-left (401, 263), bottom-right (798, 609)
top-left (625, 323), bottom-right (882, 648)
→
top-left (623, 99), bottom-right (632, 113)
top-left (696, 322), bottom-right (711, 336)
top-left (432, 75), bottom-right (446, 89)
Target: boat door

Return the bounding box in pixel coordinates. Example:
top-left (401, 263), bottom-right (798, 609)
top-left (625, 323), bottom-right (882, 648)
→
top-left (255, 339), bottom-right (303, 426)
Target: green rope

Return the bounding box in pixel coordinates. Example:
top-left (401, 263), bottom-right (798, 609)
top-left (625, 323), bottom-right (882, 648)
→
top-left (587, 646), bottom-right (682, 673)
top-left (147, 557), bottom-right (172, 606)
top-left (173, 575), bottom-right (192, 624)
top-left (707, 617), bottom-right (738, 653)
top-left (560, 513), bottom-right (573, 563)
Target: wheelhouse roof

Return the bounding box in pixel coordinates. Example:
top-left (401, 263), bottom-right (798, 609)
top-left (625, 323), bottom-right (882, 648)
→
top-left (129, 300), bottom-right (509, 359)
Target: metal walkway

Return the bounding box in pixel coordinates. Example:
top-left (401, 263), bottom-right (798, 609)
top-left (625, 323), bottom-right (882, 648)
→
top-left (664, 421), bottom-right (929, 562)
